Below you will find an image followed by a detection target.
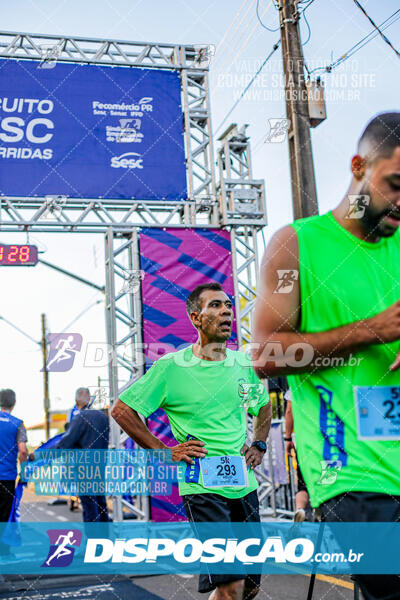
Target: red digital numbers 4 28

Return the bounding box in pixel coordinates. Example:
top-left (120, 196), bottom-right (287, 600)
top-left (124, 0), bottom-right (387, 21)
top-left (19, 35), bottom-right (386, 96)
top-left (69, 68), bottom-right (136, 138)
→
top-left (0, 244), bottom-right (38, 266)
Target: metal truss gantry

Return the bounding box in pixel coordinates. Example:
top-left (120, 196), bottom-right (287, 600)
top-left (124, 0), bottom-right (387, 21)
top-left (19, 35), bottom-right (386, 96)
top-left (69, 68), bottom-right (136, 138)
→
top-left (217, 124), bottom-right (266, 347)
top-left (0, 31), bottom-right (273, 520)
top-left (216, 126), bottom-right (278, 517)
top-left (0, 30), bottom-right (218, 232)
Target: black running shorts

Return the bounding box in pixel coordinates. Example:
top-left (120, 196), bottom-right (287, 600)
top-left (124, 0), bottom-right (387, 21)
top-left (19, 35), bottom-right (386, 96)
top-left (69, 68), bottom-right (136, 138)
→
top-left (182, 490), bottom-right (261, 594)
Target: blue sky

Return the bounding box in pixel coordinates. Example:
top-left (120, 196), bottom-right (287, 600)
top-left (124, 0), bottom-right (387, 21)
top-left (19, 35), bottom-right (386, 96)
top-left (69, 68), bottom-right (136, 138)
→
top-left (1, 0), bottom-right (399, 433)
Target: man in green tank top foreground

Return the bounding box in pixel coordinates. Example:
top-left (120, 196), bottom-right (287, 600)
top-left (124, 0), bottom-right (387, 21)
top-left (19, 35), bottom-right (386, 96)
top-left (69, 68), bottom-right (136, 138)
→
top-left (112, 282), bottom-right (271, 600)
top-left (252, 112), bottom-right (400, 600)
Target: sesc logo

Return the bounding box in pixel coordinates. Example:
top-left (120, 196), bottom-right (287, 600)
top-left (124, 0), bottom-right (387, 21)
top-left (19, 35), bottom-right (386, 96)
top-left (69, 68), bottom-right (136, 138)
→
top-left (111, 152), bottom-right (144, 169)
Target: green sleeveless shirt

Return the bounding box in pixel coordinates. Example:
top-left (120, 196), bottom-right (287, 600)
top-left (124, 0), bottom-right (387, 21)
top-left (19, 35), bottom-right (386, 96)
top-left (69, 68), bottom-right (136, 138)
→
top-left (287, 211), bottom-right (400, 507)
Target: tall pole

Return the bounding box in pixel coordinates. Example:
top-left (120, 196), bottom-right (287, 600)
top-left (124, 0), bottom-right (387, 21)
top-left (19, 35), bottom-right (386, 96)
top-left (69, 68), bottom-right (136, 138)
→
top-left (41, 313), bottom-right (50, 440)
top-left (279, 0), bottom-right (318, 218)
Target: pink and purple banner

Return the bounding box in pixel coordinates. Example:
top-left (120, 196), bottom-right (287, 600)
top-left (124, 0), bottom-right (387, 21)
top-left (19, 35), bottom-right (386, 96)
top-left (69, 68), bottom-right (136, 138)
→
top-left (139, 227), bottom-right (237, 521)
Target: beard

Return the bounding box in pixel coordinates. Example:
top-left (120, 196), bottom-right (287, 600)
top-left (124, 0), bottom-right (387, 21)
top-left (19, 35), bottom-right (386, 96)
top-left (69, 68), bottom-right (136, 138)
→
top-left (358, 183), bottom-right (399, 239)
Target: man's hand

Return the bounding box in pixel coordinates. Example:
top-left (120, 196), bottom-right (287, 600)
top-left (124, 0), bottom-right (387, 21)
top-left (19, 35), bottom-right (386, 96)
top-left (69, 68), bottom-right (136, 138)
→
top-left (240, 444), bottom-right (264, 469)
top-left (285, 440), bottom-right (295, 456)
top-left (171, 440), bottom-right (207, 464)
top-left (366, 300), bottom-right (400, 371)
top-left (367, 300), bottom-right (400, 345)
top-left (390, 347), bottom-right (400, 371)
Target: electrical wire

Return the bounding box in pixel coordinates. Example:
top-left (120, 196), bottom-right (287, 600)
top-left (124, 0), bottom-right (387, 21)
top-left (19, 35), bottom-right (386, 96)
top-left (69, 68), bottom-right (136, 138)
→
top-left (211, 0), bottom-right (258, 70)
top-left (308, 9), bottom-right (400, 74)
top-left (256, 0), bottom-right (280, 32)
top-left (215, 0), bottom-right (251, 53)
top-left (301, 8), bottom-right (311, 46)
top-left (352, 0), bottom-right (400, 59)
top-left (213, 0), bottom-right (273, 77)
top-left (60, 297), bottom-right (103, 334)
top-left (214, 40), bottom-right (281, 135)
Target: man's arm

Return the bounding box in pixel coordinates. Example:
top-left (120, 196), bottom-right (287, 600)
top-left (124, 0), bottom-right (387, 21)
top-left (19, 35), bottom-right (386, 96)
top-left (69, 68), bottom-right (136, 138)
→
top-left (252, 225), bottom-right (400, 377)
top-left (18, 442), bottom-right (28, 463)
top-left (56, 415), bottom-right (84, 449)
top-left (253, 402), bottom-right (272, 444)
top-left (284, 401), bottom-right (295, 456)
top-left (16, 422), bottom-right (28, 462)
top-left (111, 399), bottom-right (207, 464)
top-left (241, 402), bottom-right (272, 469)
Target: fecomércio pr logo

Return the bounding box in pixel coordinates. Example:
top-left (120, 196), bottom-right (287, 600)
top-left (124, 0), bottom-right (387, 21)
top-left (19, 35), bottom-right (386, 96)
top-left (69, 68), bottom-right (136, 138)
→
top-left (42, 529), bottom-right (82, 568)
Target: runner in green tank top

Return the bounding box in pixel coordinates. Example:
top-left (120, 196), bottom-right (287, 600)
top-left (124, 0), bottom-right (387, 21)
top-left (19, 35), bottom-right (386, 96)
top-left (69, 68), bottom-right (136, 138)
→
top-left (252, 113), bottom-right (400, 600)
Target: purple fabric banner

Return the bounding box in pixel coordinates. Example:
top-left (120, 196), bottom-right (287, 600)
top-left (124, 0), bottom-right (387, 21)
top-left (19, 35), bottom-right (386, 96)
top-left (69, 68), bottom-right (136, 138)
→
top-left (139, 228), bottom-right (237, 521)
top-left (264, 422), bottom-right (288, 486)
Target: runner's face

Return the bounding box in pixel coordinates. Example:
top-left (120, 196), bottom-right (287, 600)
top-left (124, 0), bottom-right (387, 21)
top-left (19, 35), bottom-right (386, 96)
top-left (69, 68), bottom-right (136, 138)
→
top-left (359, 146), bottom-right (400, 238)
top-left (195, 290), bottom-right (233, 342)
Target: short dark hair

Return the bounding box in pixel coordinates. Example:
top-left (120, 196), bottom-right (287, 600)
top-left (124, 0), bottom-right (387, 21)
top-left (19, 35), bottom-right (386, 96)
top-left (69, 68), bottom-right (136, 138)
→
top-left (358, 112), bottom-right (400, 164)
top-left (186, 283), bottom-right (224, 315)
top-left (0, 389), bottom-right (16, 409)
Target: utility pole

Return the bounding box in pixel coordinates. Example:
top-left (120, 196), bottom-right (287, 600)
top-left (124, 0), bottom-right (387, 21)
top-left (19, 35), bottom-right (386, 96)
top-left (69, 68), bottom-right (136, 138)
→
top-left (279, 0), bottom-right (318, 218)
top-left (41, 313), bottom-right (50, 440)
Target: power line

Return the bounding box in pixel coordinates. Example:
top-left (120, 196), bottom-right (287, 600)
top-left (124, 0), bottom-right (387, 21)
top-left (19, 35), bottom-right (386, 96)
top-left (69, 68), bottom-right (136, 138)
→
top-left (213, 0), bottom-right (273, 77)
top-left (214, 40), bottom-right (281, 135)
top-left (308, 9), bottom-right (400, 74)
top-left (216, 0), bottom-right (251, 53)
top-left (212, 0), bottom-right (256, 68)
top-left (211, 0), bottom-right (257, 70)
top-left (60, 298), bottom-right (103, 334)
top-left (256, 0), bottom-right (279, 32)
top-left (352, 0), bottom-right (400, 59)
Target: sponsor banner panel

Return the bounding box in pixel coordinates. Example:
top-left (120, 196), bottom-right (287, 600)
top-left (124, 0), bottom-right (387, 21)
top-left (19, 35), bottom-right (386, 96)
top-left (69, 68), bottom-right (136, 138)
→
top-left (0, 59), bottom-right (187, 200)
top-left (0, 522), bottom-right (398, 575)
top-left (139, 228), bottom-right (237, 521)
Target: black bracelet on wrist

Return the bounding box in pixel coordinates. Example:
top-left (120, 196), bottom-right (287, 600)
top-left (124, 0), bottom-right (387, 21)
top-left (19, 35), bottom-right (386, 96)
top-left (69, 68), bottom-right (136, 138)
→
top-left (284, 437), bottom-right (292, 442)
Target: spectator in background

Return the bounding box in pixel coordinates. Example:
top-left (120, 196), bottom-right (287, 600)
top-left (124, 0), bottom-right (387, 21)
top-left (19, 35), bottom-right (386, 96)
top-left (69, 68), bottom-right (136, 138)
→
top-left (56, 387), bottom-right (110, 523)
top-left (0, 389), bottom-right (28, 553)
top-left (284, 390), bottom-right (311, 522)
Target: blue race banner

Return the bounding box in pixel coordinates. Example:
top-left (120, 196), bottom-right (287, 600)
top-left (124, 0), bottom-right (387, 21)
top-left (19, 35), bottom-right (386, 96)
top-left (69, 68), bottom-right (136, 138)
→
top-left (0, 59), bottom-right (187, 200)
top-left (1, 522), bottom-right (400, 575)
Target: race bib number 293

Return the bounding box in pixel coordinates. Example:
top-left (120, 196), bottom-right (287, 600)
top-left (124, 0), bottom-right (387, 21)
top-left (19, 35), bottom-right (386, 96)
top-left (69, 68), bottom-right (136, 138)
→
top-left (200, 455), bottom-right (248, 487)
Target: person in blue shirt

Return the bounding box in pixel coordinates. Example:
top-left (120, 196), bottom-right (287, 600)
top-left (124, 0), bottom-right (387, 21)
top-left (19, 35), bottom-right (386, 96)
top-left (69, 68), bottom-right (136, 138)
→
top-left (0, 389), bottom-right (28, 552)
top-left (56, 387), bottom-right (110, 523)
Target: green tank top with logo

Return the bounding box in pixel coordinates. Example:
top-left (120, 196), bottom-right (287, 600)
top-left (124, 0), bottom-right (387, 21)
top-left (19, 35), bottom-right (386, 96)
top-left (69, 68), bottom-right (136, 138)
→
top-left (287, 211), bottom-right (400, 507)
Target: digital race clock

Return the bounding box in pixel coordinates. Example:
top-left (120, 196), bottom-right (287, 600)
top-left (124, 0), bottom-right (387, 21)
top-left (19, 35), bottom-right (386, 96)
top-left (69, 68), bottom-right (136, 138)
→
top-left (0, 245), bottom-right (38, 266)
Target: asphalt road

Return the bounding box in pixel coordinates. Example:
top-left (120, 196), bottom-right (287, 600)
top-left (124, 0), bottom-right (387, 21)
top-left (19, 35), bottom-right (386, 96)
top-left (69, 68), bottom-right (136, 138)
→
top-left (0, 573), bottom-right (355, 600)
